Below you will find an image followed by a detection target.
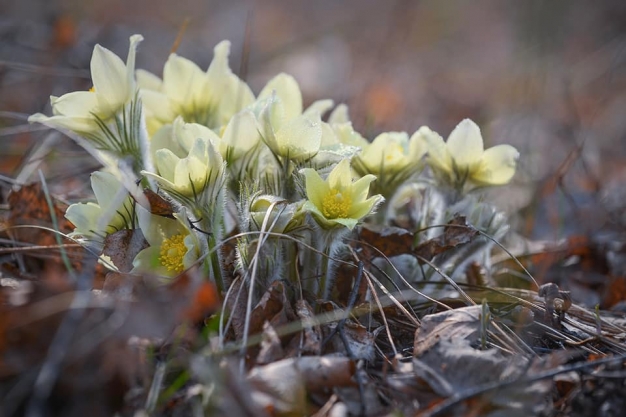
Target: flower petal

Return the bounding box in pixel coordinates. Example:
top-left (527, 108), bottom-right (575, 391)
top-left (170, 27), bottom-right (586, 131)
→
top-left (154, 148), bottom-right (180, 181)
top-left (348, 195), bottom-right (381, 220)
top-left (65, 202), bottom-right (101, 236)
top-left (446, 119), bottom-right (484, 168)
top-left (274, 114), bottom-right (321, 160)
top-left (472, 144), bottom-right (519, 185)
top-left (221, 110), bottom-right (261, 158)
top-left (327, 158), bottom-right (353, 189)
top-left (132, 246), bottom-right (172, 278)
top-left (417, 126), bottom-right (451, 173)
top-left (301, 168), bottom-right (329, 209)
top-left (258, 73), bottom-right (303, 121)
top-left (328, 104), bottom-right (350, 124)
top-left (136, 69), bottom-right (163, 91)
top-left (91, 171), bottom-right (125, 208)
top-left (163, 54), bottom-right (205, 106)
top-left (51, 92), bottom-right (99, 118)
top-left (350, 174), bottom-right (377, 202)
top-left (303, 99), bottom-right (334, 118)
top-left (91, 44), bottom-right (128, 113)
top-left (207, 41), bottom-right (255, 122)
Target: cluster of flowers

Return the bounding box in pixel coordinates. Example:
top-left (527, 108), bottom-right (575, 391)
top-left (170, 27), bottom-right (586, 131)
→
top-left (30, 35), bottom-right (519, 297)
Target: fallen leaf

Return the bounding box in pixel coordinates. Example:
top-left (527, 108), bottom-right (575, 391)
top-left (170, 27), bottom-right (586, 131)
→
top-left (102, 229), bottom-right (148, 273)
top-left (359, 214), bottom-right (478, 264)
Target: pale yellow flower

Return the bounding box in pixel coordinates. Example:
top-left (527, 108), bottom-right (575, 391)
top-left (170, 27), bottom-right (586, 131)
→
top-left (29, 35), bottom-right (143, 133)
top-left (249, 195), bottom-right (304, 234)
top-left (142, 133), bottom-right (224, 199)
top-left (420, 119), bottom-right (519, 188)
top-left (357, 131), bottom-right (427, 176)
top-left (137, 40), bottom-right (254, 134)
top-left (65, 171), bottom-right (135, 242)
top-left (301, 159), bottom-right (382, 230)
top-left (254, 73), bottom-right (337, 162)
top-left (131, 206), bottom-right (200, 279)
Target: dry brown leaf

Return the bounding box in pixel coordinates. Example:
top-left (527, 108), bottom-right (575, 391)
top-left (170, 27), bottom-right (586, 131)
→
top-left (359, 214), bottom-right (478, 264)
top-left (102, 229), bottom-right (148, 273)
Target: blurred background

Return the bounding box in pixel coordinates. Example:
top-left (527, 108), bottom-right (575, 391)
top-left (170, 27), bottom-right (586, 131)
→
top-left (1, 0), bottom-right (625, 241)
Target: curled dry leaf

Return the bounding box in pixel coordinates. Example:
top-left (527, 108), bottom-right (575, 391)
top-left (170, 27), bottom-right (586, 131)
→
top-left (359, 214), bottom-right (478, 264)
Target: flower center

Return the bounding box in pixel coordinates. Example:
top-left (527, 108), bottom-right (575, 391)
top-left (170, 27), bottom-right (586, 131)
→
top-left (89, 86), bottom-right (96, 93)
top-left (322, 188), bottom-right (352, 219)
top-left (159, 233), bottom-right (187, 273)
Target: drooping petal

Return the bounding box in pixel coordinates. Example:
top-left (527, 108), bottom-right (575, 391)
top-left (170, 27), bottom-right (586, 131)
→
top-left (258, 73), bottom-right (303, 121)
top-left (445, 119), bottom-right (484, 169)
top-left (51, 92), bottom-right (99, 118)
top-left (28, 113), bottom-right (96, 133)
top-left (472, 144), bottom-right (519, 185)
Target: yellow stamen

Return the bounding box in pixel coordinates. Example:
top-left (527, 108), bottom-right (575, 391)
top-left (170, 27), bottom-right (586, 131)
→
top-left (159, 233), bottom-right (187, 273)
top-left (322, 188), bottom-right (352, 219)
top-left (89, 86), bottom-right (96, 93)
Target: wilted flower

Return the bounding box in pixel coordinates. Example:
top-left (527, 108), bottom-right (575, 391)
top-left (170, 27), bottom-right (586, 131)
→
top-left (137, 41), bottom-right (254, 134)
top-left (65, 171), bottom-right (135, 242)
top-left (132, 207), bottom-right (200, 279)
top-left (301, 159), bottom-right (382, 230)
top-left (420, 119), bottom-right (519, 189)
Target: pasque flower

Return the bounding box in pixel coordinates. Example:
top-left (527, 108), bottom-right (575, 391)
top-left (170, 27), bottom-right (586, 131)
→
top-left (420, 119), bottom-right (519, 188)
top-left (254, 73), bottom-right (326, 162)
top-left (354, 130), bottom-right (427, 198)
top-left (142, 130), bottom-right (224, 201)
top-left (65, 171), bottom-right (135, 242)
top-left (301, 159), bottom-right (382, 230)
top-left (131, 206), bottom-right (200, 279)
top-left (137, 40), bottom-right (254, 134)
top-left (29, 34), bottom-right (143, 133)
